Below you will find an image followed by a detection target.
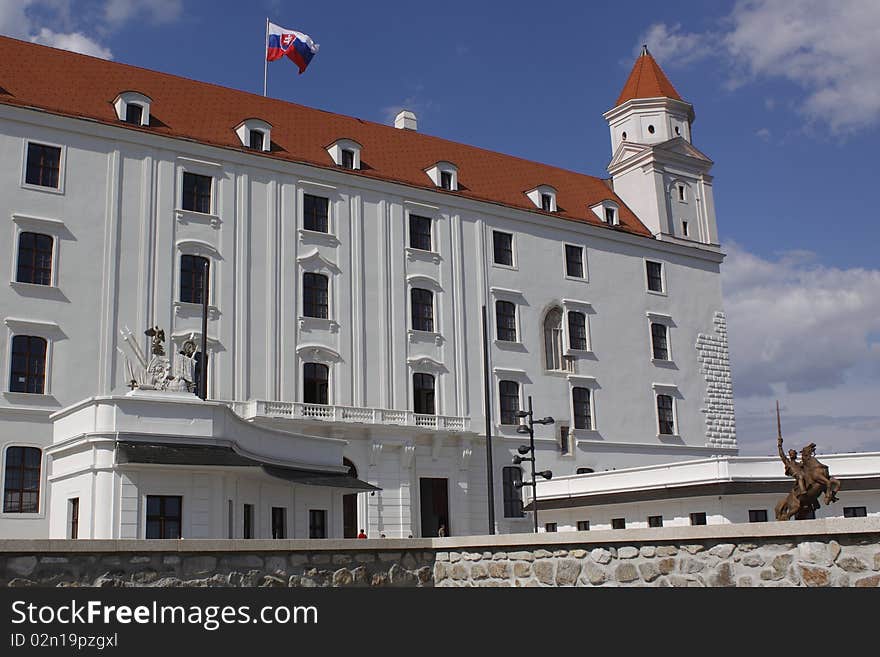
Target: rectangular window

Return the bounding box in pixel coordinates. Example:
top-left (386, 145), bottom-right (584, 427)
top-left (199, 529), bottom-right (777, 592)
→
top-left (843, 506), bottom-right (867, 518)
top-left (493, 231), bottom-right (513, 266)
top-left (271, 507), bottom-right (287, 539)
top-left (68, 497), bottom-right (79, 538)
top-left (341, 149), bottom-right (355, 169)
top-left (611, 518), bottom-right (626, 530)
top-left (565, 245), bottom-right (584, 278)
top-left (309, 509), bottom-right (327, 538)
top-left (182, 172), bottom-right (212, 214)
top-left (25, 142), bottom-right (61, 188)
top-left (748, 509), bottom-right (768, 523)
top-left (657, 394), bottom-right (675, 435)
top-left (249, 130), bottom-right (264, 150)
top-left (568, 311), bottom-right (588, 350)
top-left (227, 500), bottom-right (234, 539)
top-left (682, 220), bottom-right (689, 237)
top-left (303, 273), bottom-right (329, 319)
top-left (604, 207), bottom-right (616, 224)
top-left (648, 515), bottom-right (663, 528)
top-left (440, 171), bottom-right (453, 190)
top-left (179, 254), bottom-right (209, 305)
top-left (409, 214), bottom-right (432, 251)
top-left (677, 184), bottom-right (686, 202)
top-left (16, 232), bottom-right (53, 286)
top-left (577, 520), bottom-right (590, 531)
top-left (413, 373), bottom-right (435, 415)
top-left (646, 261), bottom-right (663, 293)
top-left (303, 193), bottom-right (329, 233)
top-left (541, 193), bottom-right (553, 212)
top-left (544, 522), bottom-right (557, 533)
top-left (243, 503), bottom-right (254, 539)
top-left (651, 323), bottom-right (669, 360)
top-left (502, 466), bottom-right (524, 518)
top-left (690, 512), bottom-right (707, 526)
top-left (10, 335), bottom-right (47, 394)
top-left (495, 300), bottom-right (517, 342)
top-left (145, 495), bottom-right (182, 539)
top-left (572, 387), bottom-right (592, 430)
top-left (125, 104), bottom-right (143, 126)
top-left (499, 380), bottom-right (520, 425)
top-left (558, 425), bottom-right (570, 455)
top-left (410, 288), bottom-right (434, 332)
top-left (3, 446), bottom-right (42, 513)
top-left (303, 362), bottom-right (329, 404)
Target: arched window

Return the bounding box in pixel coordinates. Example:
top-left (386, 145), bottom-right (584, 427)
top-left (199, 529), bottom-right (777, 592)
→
top-left (180, 255), bottom-right (209, 304)
top-left (9, 335), bottom-right (47, 394)
top-left (3, 446), bottom-right (42, 513)
top-left (544, 308), bottom-right (564, 370)
top-left (303, 273), bottom-right (329, 318)
top-left (303, 362), bottom-right (329, 404)
top-left (411, 288), bottom-right (434, 332)
top-left (413, 373), bottom-right (435, 415)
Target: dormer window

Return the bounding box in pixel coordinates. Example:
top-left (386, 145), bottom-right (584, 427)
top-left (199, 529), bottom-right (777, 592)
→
top-left (525, 185), bottom-right (557, 212)
top-left (235, 119), bottom-right (272, 153)
top-left (426, 162), bottom-right (458, 191)
top-left (590, 200), bottom-right (620, 226)
top-left (327, 139), bottom-right (362, 170)
top-left (113, 91), bottom-right (151, 127)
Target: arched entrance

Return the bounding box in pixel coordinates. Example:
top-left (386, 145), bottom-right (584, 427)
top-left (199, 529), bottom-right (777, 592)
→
top-left (343, 458), bottom-right (359, 538)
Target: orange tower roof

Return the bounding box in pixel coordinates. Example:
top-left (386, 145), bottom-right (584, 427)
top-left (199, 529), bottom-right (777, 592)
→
top-left (615, 46), bottom-right (683, 106)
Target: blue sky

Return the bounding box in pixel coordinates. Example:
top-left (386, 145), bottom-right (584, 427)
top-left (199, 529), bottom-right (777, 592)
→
top-left (3, 0), bottom-right (879, 456)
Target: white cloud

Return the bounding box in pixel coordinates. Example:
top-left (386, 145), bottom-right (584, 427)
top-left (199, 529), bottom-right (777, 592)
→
top-left (104, 0), bottom-right (183, 26)
top-left (636, 1), bottom-right (880, 133)
top-left (0, 0), bottom-right (36, 38)
top-left (755, 127), bottom-right (771, 140)
top-left (30, 27), bottom-right (113, 59)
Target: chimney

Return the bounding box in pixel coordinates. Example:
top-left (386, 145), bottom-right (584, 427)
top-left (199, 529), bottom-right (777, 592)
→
top-left (394, 110), bottom-right (417, 131)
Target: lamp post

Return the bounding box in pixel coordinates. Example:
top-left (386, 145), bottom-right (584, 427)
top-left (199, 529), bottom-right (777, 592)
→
top-left (513, 395), bottom-right (553, 533)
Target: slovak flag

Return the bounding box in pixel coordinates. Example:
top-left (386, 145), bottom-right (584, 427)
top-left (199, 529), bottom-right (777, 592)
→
top-left (266, 21), bottom-right (319, 74)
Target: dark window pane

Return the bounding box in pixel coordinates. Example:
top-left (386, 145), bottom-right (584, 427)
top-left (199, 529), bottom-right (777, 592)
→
top-left (493, 231), bottom-right (513, 266)
top-left (309, 509), bottom-right (327, 538)
top-left (25, 143), bottom-right (61, 188)
top-left (648, 515), bottom-right (663, 527)
top-left (243, 504), bottom-right (254, 539)
top-left (545, 523), bottom-right (557, 533)
top-left (495, 300), bottom-right (517, 342)
top-left (748, 510), bottom-right (768, 523)
top-left (499, 380), bottom-right (519, 425)
top-left (612, 518), bottom-right (626, 529)
top-left (249, 130), bottom-right (264, 150)
top-left (565, 245), bottom-right (583, 278)
top-left (572, 387), bottom-right (591, 430)
top-left (651, 323), bottom-right (668, 360)
top-left (502, 466), bottom-right (524, 518)
top-left (541, 194), bottom-right (552, 212)
top-left (413, 373), bottom-right (435, 415)
top-left (180, 255), bottom-right (209, 304)
top-left (3, 447), bottom-right (41, 513)
top-left (843, 506), bottom-right (867, 518)
top-left (604, 207), bottom-right (616, 224)
top-left (568, 311), bottom-right (587, 350)
top-left (657, 394), bottom-right (675, 435)
top-left (690, 512), bottom-right (707, 526)
top-left (411, 288), bottom-right (434, 332)
top-left (303, 273), bottom-right (329, 318)
top-left (646, 261), bottom-right (663, 292)
top-left (125, 104), bottom-right (143, 125)
top-left (577, 520), bottom-right (590, 531)
top-left (303, 362), bottom-right (329, 404)
top-left (9, 336), bottom-right (47, 394)
top-left (16, 232), bottom-right (53, 285)
top-left (145, 495), bottom-right (182, 539)
top-left (182, 172), bottom-right (212, 214)
top-left (409, 214), bottom-right (432, 251)
top-left (440, 171), bottom-right (453, 190)
top-left (272, 507), bottom-right (286, 539)
top-left (341, 149), bottom-right (355, 169)
top-left (303, 194), bottom-right (329, 233)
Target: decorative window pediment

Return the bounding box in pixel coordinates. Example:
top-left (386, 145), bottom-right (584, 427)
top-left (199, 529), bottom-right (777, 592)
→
top-left (425, 161), bottom-right (458, 191)
top-left (234, 118), bottom-right (272, 152)
top-left (296, 344), bottom-right (342, 363)
top-left (407, 356), bottom-right (447, 374)
top-left (326, 138), bottom-right (362, 170)
top-left (113, 91), bottom-right (151, 126)
top-left (297, 249), bottom-right (341, 275)
top-left (526, 185), bottom-right (557, 212)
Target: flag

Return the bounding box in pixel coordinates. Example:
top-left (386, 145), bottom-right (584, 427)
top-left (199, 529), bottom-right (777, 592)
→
top-left (266, 21), bottom-right (319, 74)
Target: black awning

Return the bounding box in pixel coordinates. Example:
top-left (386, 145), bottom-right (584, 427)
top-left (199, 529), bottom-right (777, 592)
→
top-left (116, 441), bottom-right (381, 492)
top-left (262, 465), bottom-right (380, 491)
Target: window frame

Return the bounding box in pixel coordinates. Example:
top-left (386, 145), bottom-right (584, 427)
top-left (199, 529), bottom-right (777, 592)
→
top-left (21, 140), bottom-right (65, 194)
top-left (645, 260), bottom-right (665, 295)
top-left (564, 244), bottom-right (586, 280)
top-left (491, 230), bottom-right (515, 268)
top-left (68, 497), bottom-right (80, 538)
top-left (243, 503), bottom-right (254, 539)
top-left (408, 213), bottom-right (433, 252)
top-left (302, 192), bottom-right (331, 234)
top-left (302, 361), bottom-right (330, 405)
top-left (656, 392), bottom-right (676, 436)
top-left (689, 512), bottom-right (707, 526)
top-left (502, 466), bottom-right (524, 518)
top-left (145, 494), bottom-right (183, 539)
top-left (567, 310), bottom-right (589, 351)
top-left (498, 380), bottom-right (521, 426)
top-left (748, 509), bottom-right (768, 523)
top-left (2, 445), bottom-right (43, 514)
top-left (495, 299), bottom-right (518, 343)
top-left (611, 518), bottom-right (626, 530)
top-left (302, 272), bottom-right (330, 320)
top-left (309, 509), bottom-right (328, 539)
top-left (15, 231), bottom-right (54, 287)
top-left (412, 372), bottom-right (436, 416)
top-left (577, 520), bottom-right (590, 531)
top-left (8, 334), bottom-right (48, 395)
top-left (651, 322), bottom-right (670, 361)
top-left (181, 171), bottom-right (214, 215)
top-left (571, 386), bottom-right (593, 431)
top-left (410, 288), bottom-right (435, 333)
top-left (843, 506), bottom-right (867, 518)
top-left (647, 313), bottom-right (674, 363)
top-left (647, 515), bottom-right (663, 528)
top-left (179, 254), bottom-right (210, 305)
top-left (271, 506), bottom-right (287, 539)
top-left (10, 214), bottom-right (66, 291)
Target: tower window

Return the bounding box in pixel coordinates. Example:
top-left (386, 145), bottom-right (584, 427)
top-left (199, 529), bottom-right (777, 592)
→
top-left (146, 495), bottom-right (182, 539)
top-left (611, 518), bottom-right (626, 530)
top-left (675, 126), bottom-right (681, 136)
top-left (843, 506), bottom-right (867, 518)
top-left (749, 510), bottom-right (768, 523)
top-left (577, 520), bottom-right (590, 531)
top-left (648, 515), bottom-right (663, 528)
top-left (621, 131), bottom-right (627, 140)
top-left (651, 322), bottom-right (669, 360)
top-left (657, 394), bottom-right (675, 435)
top-left (413, 373), bottom-right (435, 415)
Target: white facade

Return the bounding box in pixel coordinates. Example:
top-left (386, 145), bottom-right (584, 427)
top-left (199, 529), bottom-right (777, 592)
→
top-left (0, 40), bottom-right (736, 539)
top-left (533, 453), bottom-right (880, 531)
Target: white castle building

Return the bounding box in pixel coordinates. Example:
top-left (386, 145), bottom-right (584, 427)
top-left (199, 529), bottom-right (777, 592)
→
top-left (0, 37), bottom-right (739, 540)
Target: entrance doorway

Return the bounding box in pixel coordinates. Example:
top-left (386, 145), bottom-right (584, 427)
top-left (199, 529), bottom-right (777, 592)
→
top-left (419, 477), bottom-right (449, 537)
top-left (343, 458), bottom-right (359, 539)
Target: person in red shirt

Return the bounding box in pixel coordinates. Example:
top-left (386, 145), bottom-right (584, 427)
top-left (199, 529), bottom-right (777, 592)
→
top-left (357, 529), bottom-right (367, 539)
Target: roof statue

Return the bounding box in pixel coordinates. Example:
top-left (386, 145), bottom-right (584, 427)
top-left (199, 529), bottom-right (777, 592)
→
top-left (774, 401), bottom-right (841, 520)
top-left (117, 326), bottom-right (199, 393)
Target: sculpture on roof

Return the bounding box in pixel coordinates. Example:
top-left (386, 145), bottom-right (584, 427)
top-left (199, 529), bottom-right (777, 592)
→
top-left (117, 326), bottom-right (200, 394)
top-left (774, 402), bottom-right (841, 521)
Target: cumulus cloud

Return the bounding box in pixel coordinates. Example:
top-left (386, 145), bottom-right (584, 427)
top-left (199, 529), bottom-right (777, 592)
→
top-left (104, 0), bottom-right (183, 26)
top-left (722, 242), bottom-right (880, 398)
top-left (636, 0), bottom-right (880, 133)
top-left (30, 27), bottom-right (113, 59)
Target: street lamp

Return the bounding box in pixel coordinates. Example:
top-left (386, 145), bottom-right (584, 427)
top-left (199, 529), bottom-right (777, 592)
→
top-left (512, 395), bottom-right (553, 533)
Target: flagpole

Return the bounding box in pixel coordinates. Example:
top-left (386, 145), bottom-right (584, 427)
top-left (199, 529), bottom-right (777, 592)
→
top-left (263, 17), bottom-right (269, 97)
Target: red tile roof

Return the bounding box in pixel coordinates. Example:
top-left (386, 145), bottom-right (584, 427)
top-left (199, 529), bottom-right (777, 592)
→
top-left (0, 36), bottom-right (652, 238)
top-left (616, 47), bottom-right (683, 106)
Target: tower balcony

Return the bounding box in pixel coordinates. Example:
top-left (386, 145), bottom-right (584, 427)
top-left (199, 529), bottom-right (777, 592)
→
top-left (228, 400), bottom-right (471, 433)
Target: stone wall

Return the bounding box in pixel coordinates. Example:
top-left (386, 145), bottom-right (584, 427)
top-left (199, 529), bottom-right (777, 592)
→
top-left (697, 311), bottom-right (736, 449)
top-left (1, 518), bottom-right (878, 587)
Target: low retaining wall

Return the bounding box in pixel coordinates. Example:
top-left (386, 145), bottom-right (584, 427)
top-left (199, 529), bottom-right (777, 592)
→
top-left (1, 518), bottom-right (878, 587)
